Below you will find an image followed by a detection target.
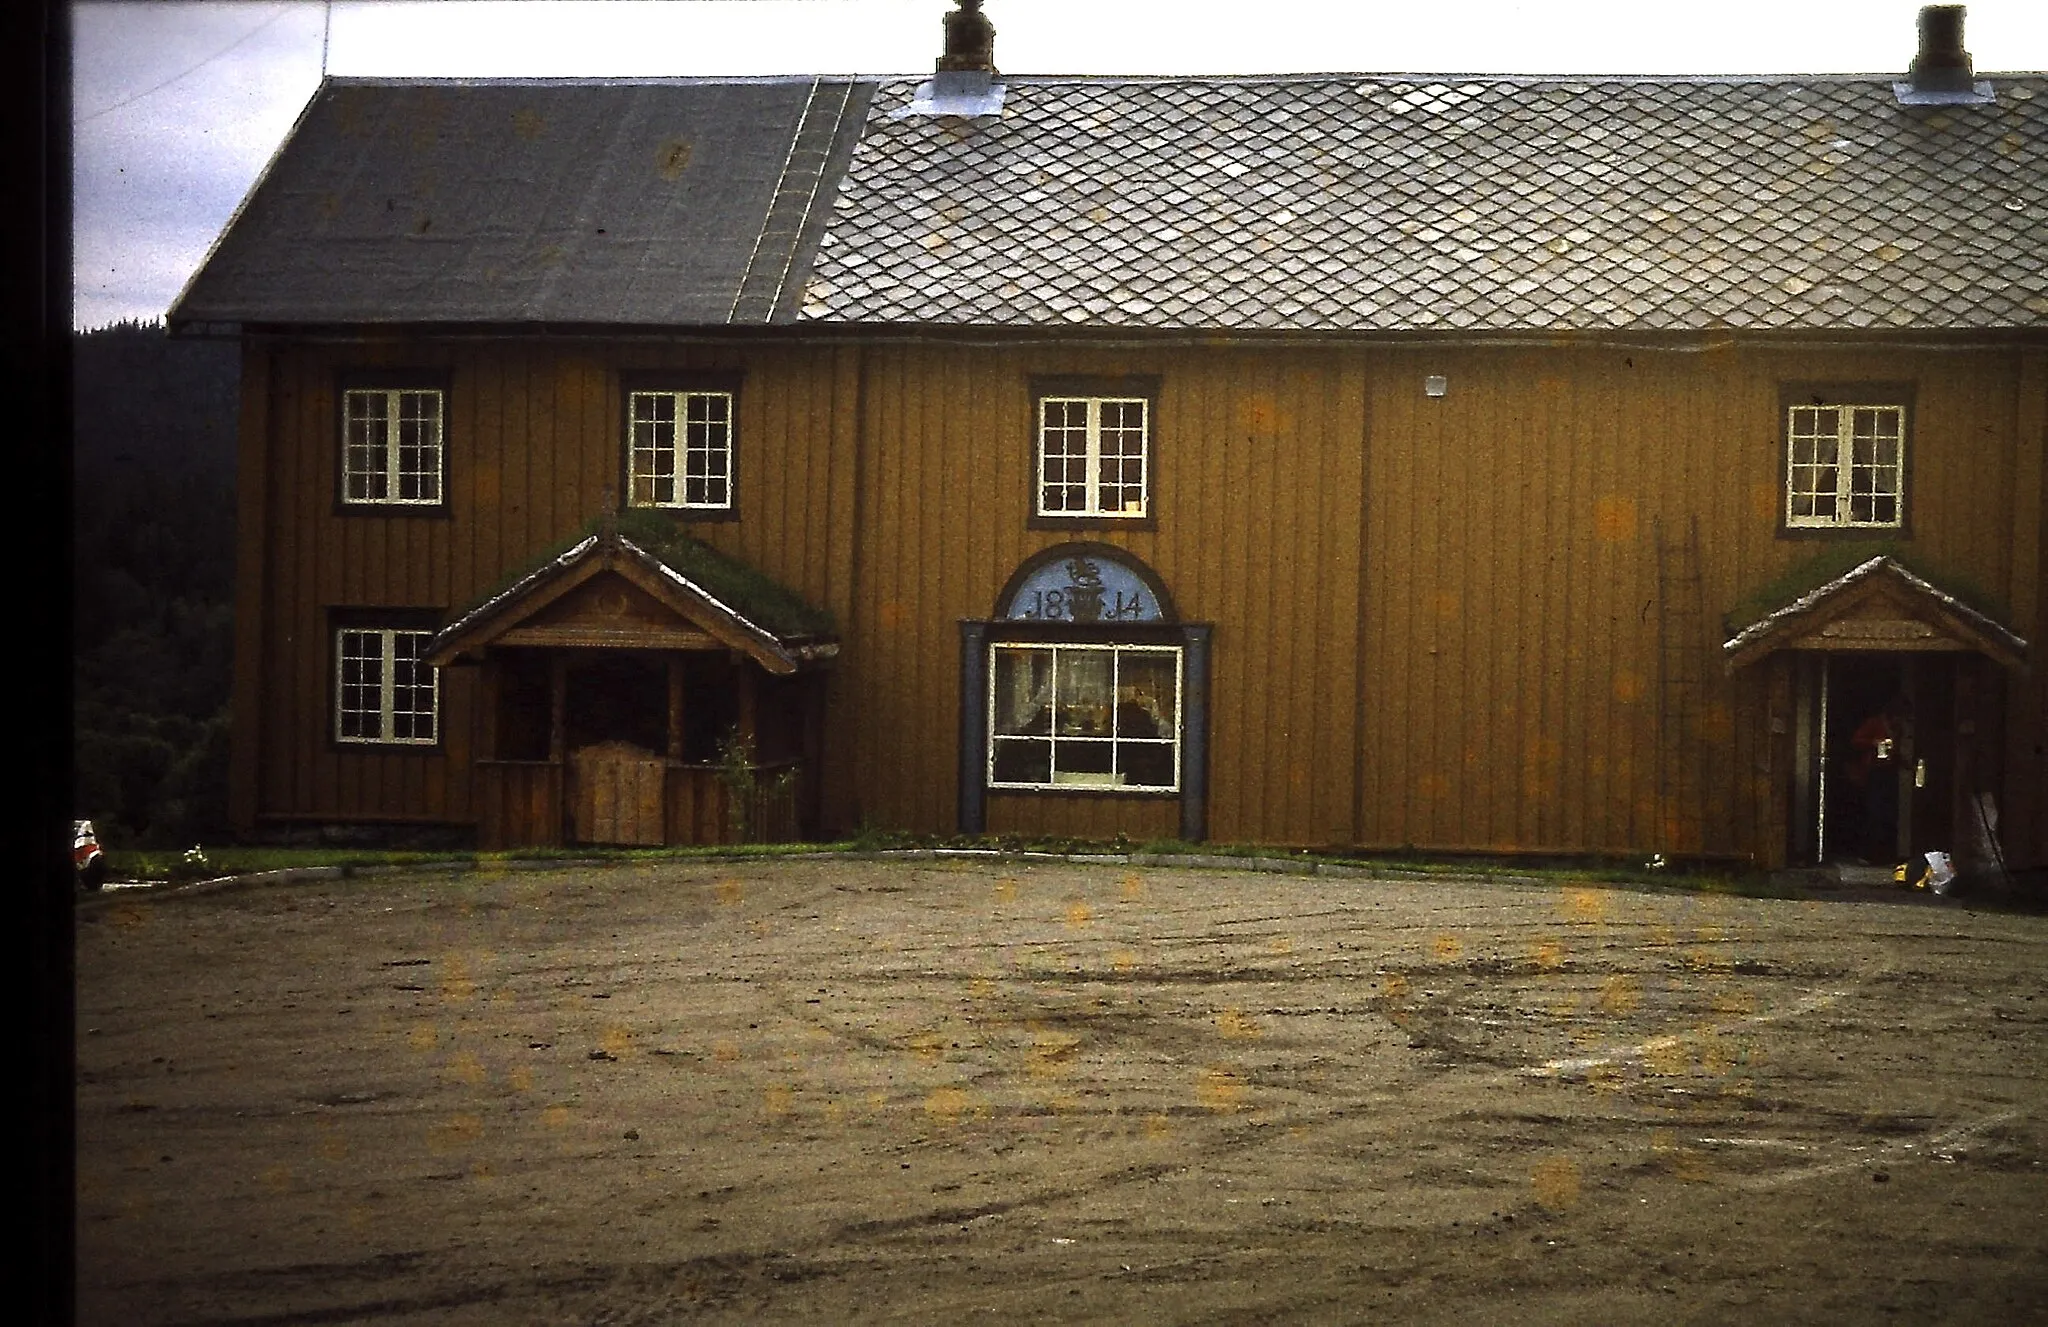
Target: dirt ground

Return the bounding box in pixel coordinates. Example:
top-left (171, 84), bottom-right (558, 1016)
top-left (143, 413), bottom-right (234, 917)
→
top-left (75, 857), bottom-right (2048, 1325)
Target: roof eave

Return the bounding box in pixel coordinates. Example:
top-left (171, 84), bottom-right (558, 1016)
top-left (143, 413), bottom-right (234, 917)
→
top-left (426, 531), bottom-right (834, 674)
top-left (1723, 556), bottom-right (2029, 672)
top-left (165, 79), bottom-right (330, 334)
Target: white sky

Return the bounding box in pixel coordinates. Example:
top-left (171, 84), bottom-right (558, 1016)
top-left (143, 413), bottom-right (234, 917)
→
top-left (73, 0), bottom-right (2048, 329)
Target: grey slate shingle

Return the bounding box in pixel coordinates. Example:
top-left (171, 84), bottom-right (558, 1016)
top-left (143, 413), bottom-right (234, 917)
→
top-left (173, 71), bottom-right (2048, 334)
top-left (805, 74), bottom-right (2048, 331)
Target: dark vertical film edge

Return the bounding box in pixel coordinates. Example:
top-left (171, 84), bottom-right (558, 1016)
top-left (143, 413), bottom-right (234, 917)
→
top-left (10, 0), bottom-right (76, 1321)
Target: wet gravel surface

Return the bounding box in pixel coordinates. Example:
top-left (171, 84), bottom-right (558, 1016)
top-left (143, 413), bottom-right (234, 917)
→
top-left (76, 859), bottom-right (2048, 1324)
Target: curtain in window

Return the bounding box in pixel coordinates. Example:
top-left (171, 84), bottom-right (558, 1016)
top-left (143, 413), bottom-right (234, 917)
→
top-left (994, 648), bottom-right (1053, 735)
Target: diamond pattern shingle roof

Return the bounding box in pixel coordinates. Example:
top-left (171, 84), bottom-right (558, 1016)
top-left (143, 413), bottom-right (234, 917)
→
top-left (802, 74), bottom-right (2048, 331)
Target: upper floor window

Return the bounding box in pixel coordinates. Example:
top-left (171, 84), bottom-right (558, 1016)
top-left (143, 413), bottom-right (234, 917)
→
top-left (335, 626), bottom-right (439, 745)
top-left (1785, 400), bottom-right (1906, 530)
top-left (628, 389), bottom-right (734, 512)
top-left (342, 386), bottom-right (444, 507)
top-left (1037, 394), bottom-right (1150, 519)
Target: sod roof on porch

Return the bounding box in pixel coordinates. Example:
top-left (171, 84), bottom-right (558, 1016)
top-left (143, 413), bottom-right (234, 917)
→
top-left (429, 513), bottom-right (837, 674)
top-left (1722, 554), bottom-right (2027, 672)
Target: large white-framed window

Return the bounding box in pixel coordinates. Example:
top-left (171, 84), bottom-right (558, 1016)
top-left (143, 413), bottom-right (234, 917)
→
top-left (1785, 403), bottom-right (1906, 529)
top-left (1037, 396), bottom-right (1149, 518)
top-left (628, 389), bottom-right (734, 510)
top-left (988, 642), bottom-right (1181, 791)
top-left (342, 388), bottom-right (444, 506)
top-left (335, 627), bottom-right (439, 745)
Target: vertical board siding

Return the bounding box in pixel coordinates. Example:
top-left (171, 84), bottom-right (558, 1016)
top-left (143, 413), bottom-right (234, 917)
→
top-left (1349, 343), bottom-right (2029, 860)
top-left (252, 335), bottom-right (2041, 866)
top-left (286, 353), bottom-right (320, 815)
top-left (987, 794), bottom-right (1180, 843)
top-left (2012, 351), bottom-right (2048, 870)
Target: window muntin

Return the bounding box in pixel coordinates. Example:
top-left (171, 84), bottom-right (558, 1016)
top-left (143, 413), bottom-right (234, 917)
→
top-left (336, 628), bottom-right (439, 745)
top-left (989, 643), bottom-right (1180, 791)
top-left (1786, 404), bottom-right (1904, 529)
top-left (629, 390), bottom-right (733, 510)
top-left (343, 389), bottom-right (443, 505)
top-left (1037, 397), bottom-right (1148, 518)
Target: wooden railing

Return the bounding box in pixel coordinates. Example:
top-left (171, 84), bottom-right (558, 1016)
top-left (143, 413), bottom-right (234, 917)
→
top-left (740, 758), bottom-right (805, 844)
top-left (478, 757), bottom-right (803, 848)
top-left (476, 761), bottom-right (564, 850)
top-left (666, 759), bottom-right (804, 845)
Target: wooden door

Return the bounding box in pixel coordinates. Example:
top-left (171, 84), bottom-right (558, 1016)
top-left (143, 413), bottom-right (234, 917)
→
top-left (569, 741), bottom-right (667, 845)
top-left (1905, 654), bottom-right (1958, 858)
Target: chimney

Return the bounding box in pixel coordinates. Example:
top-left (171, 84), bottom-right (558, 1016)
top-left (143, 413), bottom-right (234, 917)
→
top-left (937, 0), bottom-right (996, 79)
top-left (1909, 6), bottom-right (1973, 92)
top-left (1894, 5), bottom-right (1992, 105)
top-left (905, 1), bottom-right (1005, 117)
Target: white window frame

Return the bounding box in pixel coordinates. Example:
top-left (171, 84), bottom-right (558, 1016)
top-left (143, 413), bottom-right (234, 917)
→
top-left (1036, 396), bottom-right (1150, 518)
top-left (987, 642), bottom-right (1181, 792)
top-left (335, 628), bottom-right (439, 746)
top-left (1785, 403), bottom-right (1906, 530)
top-left (342, 387), bottom-right (444, 506)
top-left (628, 389), bottom-right (735, 511)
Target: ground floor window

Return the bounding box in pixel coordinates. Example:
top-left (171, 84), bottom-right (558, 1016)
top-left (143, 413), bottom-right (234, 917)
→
top-left (336, 627), bottom-right (439, 744)
top-left (988, 642), bottom-right (1180, 791)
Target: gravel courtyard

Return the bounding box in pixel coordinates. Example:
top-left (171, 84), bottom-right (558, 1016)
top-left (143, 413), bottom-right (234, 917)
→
top-left (76, 858), bottom-right (2048, 1324)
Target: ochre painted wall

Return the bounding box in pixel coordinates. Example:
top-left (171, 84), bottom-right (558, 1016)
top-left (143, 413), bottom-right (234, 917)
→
top-left (231, 335), bottom-right (2047, 867)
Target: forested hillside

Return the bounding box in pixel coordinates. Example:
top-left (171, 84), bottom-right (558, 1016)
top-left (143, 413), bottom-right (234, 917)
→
top-left (73, 320), bottom-right (239, 846)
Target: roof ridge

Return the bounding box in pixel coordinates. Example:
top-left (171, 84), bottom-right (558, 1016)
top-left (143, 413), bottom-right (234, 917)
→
top-left (315, 71), bottom-right (2048, 88)
top-left (320, 74), bottom-right (880, 88)
top-left (870, 70), bottom-right (2048, 85)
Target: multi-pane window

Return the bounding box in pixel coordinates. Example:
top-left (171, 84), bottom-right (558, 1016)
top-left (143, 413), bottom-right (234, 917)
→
top-left (989, 643), bottom-right (1180, 791)
top-left (629, 390), bottom-right (733, 510)
top-left (1038, 397), bottom-right (1149, 517)
top-left (1786, 404), bottom-right (1905, 529)
top-left (336, 628), bottom-right (439, 745)
top-left (342, 388), bottom-right (444, 505)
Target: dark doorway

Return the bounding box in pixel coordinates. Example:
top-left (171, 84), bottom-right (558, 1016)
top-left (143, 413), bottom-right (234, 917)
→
top-left (677, 653), bottom-right (740, 762)
top-left (1821, 654), bottom-right (1904, 864)
top-left (1905, 654), bottom-right (1957, 857)
top-left (495, 650), bottom-right (749, 762)
top-left (566, 653), bottom-right (667, 754)
top-left (1819, 653), bottom-right (1962, 865)
top-left (496, 649), bottom-right (554, 760)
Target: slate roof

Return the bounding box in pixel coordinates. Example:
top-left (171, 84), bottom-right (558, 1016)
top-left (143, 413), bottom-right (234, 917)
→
top-left (171, 77), bottom-right (872, 327)
top-left (804, 74), bottom-right (2048, 331)
top-left (175, 70), bottom-right (2048, 334)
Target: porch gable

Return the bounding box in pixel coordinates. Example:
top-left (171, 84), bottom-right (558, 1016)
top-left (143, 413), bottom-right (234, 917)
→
top-left (426, 528), bottom-right (838, 674)
top-left (1723, 556), bottom-right (2027, 673)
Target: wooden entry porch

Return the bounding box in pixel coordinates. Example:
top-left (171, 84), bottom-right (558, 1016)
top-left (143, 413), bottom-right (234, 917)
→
top-left (471, 647), bottom-right (823, 850)
top-left (475, 753), bottom-right (804, 850)
top-left (423, 520), bottom-right (840, 852)
top-left (1723, 554), bottom-right (2028, 872)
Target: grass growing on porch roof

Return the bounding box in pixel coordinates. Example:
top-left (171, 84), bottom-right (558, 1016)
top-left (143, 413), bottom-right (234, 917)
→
top-left (1721, 542), bottom-right (2010, 640)
top-left (608, 509), bottom-right (836, 640)
top-left (459, 510), bottom-right (837, 643)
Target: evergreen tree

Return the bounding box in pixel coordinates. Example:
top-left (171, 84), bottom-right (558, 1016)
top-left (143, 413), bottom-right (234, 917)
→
top-left (72, 320), bottom-right (239, 846)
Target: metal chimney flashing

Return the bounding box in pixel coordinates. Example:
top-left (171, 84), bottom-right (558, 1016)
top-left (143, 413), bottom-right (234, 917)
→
top-left (1891, 79), bottom-right (1994, 105)
top-left (900, 2), bottom-right (1003, 117)
top-left (898, 71), bottom-right (1006, 118)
